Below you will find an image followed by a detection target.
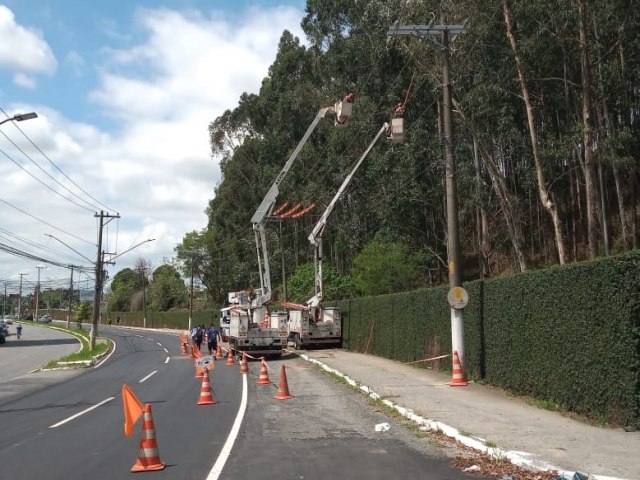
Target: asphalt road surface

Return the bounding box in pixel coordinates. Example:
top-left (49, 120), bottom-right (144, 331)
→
top-left (0, 326), bottom-right (486, 480)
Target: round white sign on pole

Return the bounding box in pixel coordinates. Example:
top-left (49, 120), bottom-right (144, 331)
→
top-left (447, 287), bottom-right (469, 309)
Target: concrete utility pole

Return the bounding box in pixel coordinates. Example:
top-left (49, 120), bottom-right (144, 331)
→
top-left (67, 267), bottom-right (74, 329)
top-left (35, 266), bottom-right (46, 321)
top-left (188, 259), bottom-right (194, 333)
top-left (388, 19), bottom-right (468, 368)
top-left (18, 273), bottom-right (28, 319)
top-left (91, 210), bottom-right (120, 350)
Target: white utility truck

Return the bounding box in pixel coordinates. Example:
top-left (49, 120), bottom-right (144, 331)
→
top-left (286, 112), bottom-right (405, 349)
top-left (224, 94), bottom-right (355, 356)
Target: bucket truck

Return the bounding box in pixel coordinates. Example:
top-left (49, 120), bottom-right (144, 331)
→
top-left (285, 114), bottom-right (406, 349)
top-left (225, 95), bottom-right (354, 357)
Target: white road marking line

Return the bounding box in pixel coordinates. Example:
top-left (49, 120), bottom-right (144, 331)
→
top-left (157, 342), bottom-right (163, 347)
top-left (163, 348), bottom-right (168, 353)
top-left (139, 370), bottom-right (158, 383)
top-left (165, 357), bottom-right (170, 364)
top-left (49, 397), bottom-right (115, 428)
top-left (147, 337), bottom-right (154, 341)
top-left (206, 373), bottom-right (248, 480)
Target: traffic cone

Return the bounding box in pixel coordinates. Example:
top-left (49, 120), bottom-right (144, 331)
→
top-left (195, 364), bottom-right (204, 378)
top-left (450, 350), bottom-right (468, 387)
top-left (226, 347), bottom-right (236, 366)
top-left (180, 341), bottom-right (187, 355)
top-left (130, 404), bottom-right (165, 472)
top-left (274, 365), bottom-right (293, 400)
top-left (197, 369), bottom-right (216, 405)
top-left (215, 344), bottom-right (223, 360)
top-left (239, 352), bottom-right (249, 374)
top-left (257, 358), bottom-right (271, 385)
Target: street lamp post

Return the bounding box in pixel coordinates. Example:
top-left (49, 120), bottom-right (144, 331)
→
top-left (0, 112), bottom-right (38, 126)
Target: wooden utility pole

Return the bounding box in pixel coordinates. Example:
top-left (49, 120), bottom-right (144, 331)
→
top-left (388, 19), bottom-right (468, 368)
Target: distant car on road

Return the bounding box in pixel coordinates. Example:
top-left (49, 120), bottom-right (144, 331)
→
top-left (3, 315), bottom-right (13, 325)
top-left (37, 315), bottom-right (52, 323)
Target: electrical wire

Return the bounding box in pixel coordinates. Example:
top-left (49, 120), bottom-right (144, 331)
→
top-left (1, 106), bottom-right (116, 213)
top-left (0, 197), bottom-right (94, 245)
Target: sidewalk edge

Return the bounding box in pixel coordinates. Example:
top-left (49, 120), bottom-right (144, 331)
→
top-left (299, 353), bottom-right (630, 480)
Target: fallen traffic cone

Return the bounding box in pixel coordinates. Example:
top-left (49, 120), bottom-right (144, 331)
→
top-left (274, 365), bottom-right (293, 400)
top-left (257, 358), bottom-right (271, 385)
top-left (215, 344), bottom-right (223, 360)
top-left (197, 369), bottom-right (216, 405)
top-left (226, 347), bottom-right (236, 366)
top-left (239, 352), bottom-right (249, 374)
top-left (131, 404), bottom-right (165, 472)
top-left (449, 350), bottom-right (468, 387)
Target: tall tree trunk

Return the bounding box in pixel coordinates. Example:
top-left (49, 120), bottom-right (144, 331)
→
top-left (502, 0), bottom-right (568, 264)
top-left (473, 138), bottom-right (490, 277)
top-left (575, 0), bottom-right (599, 258)
top-left (454, 98), bottom-right (527, 272)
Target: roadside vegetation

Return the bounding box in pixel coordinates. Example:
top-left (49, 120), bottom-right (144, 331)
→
top-left (42, 325), bottom-right (111, 370)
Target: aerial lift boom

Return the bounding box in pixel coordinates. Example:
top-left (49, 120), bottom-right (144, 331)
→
top-left (249, 97), bottom-right (353, 307)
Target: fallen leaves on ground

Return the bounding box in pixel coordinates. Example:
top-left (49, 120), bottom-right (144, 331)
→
top-left (452, 450), bottom-right (559, 480)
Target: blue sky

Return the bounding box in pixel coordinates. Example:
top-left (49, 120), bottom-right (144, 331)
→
top-left (0, 1), bottom-right (306, 294)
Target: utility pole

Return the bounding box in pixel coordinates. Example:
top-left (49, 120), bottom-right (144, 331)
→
top-left (188, 259), bottom-right (194, 333)
top-left (92, 210), bottom-right (120, 350)
top-left (3, 282), bottom-right (7, 316)
top-left (388, 19), bottom-right (468, 368)
top-left (139, 264), bottom-right (148, 329)
top-left (35, 266), bottom-right (46, 321)
top-left (67, 267), bottom-right (74, 329)
top-left (280, 219), bottom-right (287, 300)
top-left (18, 273), bottom-right (28, 320)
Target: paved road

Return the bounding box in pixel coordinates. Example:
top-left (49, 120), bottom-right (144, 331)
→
top-left (0, 326), bottom-right (487, 479)
top-left (0, 323), bottom-right (80, 376)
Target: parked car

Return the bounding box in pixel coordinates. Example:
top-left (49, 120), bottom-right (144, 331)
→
top-left (37, 315), bottom-right (52, 323)
top-left (3, 315), bottom-right (13, 325)
top-left (0, 321), bottom-right (9, 336)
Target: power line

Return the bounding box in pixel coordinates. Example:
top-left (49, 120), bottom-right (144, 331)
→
top-left (0, 106), bottom-right (116, 213)
top-left (0, 197), bottom-right (94, 245)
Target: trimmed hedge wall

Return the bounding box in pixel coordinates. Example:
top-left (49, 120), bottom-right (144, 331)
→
top-left (332, 251), bottom-right (640, 428)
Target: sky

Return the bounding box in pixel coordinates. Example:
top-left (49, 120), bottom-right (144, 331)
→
top-left (0, 0), bottom-right (306, 296)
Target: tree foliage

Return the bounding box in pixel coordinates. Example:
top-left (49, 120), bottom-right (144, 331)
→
top-left (180, 0), bottom-right (640, 306)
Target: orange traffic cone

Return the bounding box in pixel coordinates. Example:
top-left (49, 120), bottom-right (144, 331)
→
top-left (257, 358), bottom-right (271, 385)
top-left (195, 363), bottom-right (205, 378)
top-left (274, 365), bottom-right (293, 400)
top-left (131, 404), bottom-right (165, 472)
top-left (197, 369), bottom-right (216, 405)
top-left (239, 352), bottom-right (249, 374)
top-left (226, 347), bottom-right (236, 366)
top-left (215, 344), bottom-right (223, 360)
top-left (180, 341), bottom-right (187, 355)
top-left (450, 351), bottom-right (468, 387)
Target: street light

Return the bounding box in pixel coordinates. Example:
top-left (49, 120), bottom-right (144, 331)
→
top-left (0, 112), bottom-right (38, 126)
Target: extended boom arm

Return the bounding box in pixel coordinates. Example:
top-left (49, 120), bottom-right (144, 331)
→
top-left (251, 97), bottom-right (354, 307)
top-left (306, 122), bottom-right (389, 307)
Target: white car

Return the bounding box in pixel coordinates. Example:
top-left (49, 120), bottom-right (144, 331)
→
top-left (3, 315), bottom-right (12, 325)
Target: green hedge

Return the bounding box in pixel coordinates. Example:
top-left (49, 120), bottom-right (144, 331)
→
top-left (334, 251), bottom-right (640, 428)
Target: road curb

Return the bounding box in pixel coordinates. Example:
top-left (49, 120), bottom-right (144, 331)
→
top-left (299, 353), bottom-right (630, 480)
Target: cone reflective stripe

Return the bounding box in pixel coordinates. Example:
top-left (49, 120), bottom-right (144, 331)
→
top-left (226, 347), bottom-right (236, 366)
top-left (215, 344), bottom-right (223, 360)
top-left (257, 358), bottom-right (271, 385)
top-left (450, 350), bottom-right (468, 387)
top-left (274, 365), bottom-right (293, 400)
top-left (131, 404), bottom-right (165, 472)
top-left (239, 352), bottom-right (249, 374)
top-left (198, 369), bottom-right (216, 405)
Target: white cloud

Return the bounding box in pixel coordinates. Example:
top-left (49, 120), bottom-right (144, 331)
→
top-left (64, 50), bottom-right (85, 76)
top-left (13, 72), bottom-right (36, 89)
top-left (0, 5), bottom-right (57, 74)
top-left (0, 4), bottom-right (305, 286)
